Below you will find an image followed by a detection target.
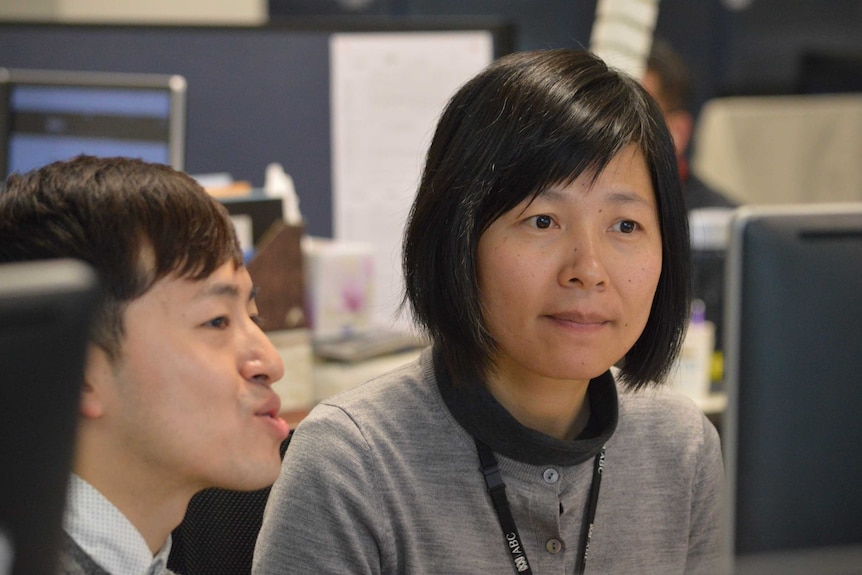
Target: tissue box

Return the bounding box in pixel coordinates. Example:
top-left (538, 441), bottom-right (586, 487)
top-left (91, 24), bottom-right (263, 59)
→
top-left (303, 237), bottom-right (375, 341)
top-left (247, 221), bottom-right (305, 331)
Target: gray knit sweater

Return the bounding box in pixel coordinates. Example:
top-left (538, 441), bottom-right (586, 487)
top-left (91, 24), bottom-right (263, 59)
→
top-left (254, 348), bottom-right (724, 574)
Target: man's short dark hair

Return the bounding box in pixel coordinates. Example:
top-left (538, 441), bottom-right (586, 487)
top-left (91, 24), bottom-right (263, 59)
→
top-left (646, 38), bottom-right (693, 113)
top-left (0, 155), bottom-right (242, 357)
top-left (402, 49), bottom-right (690, 390)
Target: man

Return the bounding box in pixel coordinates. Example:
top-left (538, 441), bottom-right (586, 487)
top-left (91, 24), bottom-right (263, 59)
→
top-left (0, 156), bottom-right (290, 575)
top-left (643, 38), bottom-right (737, 211)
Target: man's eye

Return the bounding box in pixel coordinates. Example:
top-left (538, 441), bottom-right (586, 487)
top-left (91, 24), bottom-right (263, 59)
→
top-left (206, 317), bottom-right (230, 329)
top-left (613, 220), bottom-right (638, 234)
top-left (530, 214), bottom-right (553, 229)
top-left (250, 314), bottom-right (266, 329)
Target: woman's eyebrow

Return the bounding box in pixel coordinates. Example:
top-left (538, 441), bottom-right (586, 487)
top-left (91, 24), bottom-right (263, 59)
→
top-left (533, 187), bottom-right (655, 209)
top-left (605, 190), bottom-right (655, 208)
top-left (533, 187), bottom-right (567, 203)
top-left (518, 187), bottom-right (566, 214)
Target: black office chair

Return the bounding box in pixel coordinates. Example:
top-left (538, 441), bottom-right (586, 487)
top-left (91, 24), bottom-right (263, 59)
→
top-left (167, 432), bottom-right (292, 575)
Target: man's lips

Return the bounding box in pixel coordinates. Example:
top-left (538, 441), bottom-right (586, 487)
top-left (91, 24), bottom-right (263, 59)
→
top-left (254, 394), bottom-right (290, 439)
top-left (255, 393), bottom-right (283, 419)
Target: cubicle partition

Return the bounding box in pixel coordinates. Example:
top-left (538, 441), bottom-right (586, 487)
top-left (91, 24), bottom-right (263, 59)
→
top-left (692, 94), bottom-right (862, 207)
top-left (0, 20), bottom-right (512, 237)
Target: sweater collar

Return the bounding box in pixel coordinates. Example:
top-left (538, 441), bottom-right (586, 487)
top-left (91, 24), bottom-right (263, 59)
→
top-left (434, 348), bottom-right (618, 466)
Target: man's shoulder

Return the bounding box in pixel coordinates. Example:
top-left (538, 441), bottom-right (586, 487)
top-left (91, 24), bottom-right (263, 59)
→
top-left (686, 174), bottom-right (738, 210)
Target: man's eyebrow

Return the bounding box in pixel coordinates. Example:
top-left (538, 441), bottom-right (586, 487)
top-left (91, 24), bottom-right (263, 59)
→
top-left (200, 282), bottom-right (241, 299)
top-left (197, 283), bottom-right (259, 304)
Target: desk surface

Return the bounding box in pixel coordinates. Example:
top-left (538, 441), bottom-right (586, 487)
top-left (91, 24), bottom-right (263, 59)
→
top-left (271, 331), bottom-right (728, 420)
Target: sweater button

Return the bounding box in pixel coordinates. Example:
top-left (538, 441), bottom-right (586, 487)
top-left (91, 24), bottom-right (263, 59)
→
top-left (545, 538), bottom-right (563, 554)
top-left (542, 468), bottom-right (559, 484)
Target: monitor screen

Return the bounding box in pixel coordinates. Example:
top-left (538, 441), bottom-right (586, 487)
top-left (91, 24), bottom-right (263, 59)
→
top-left (0, 68), bottom-right (186, 178)
top-left (722, 204), bottom-right (862, 566)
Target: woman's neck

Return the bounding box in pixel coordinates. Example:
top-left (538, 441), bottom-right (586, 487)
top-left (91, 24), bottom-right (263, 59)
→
top-left (485, 371), bottom-right (591, 441)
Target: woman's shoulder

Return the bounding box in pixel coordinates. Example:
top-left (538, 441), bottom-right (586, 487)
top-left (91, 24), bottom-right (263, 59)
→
top-left (618, 382), bottom-right (705, 415)
top-left (609, 383), bottom-right (723, 486)
top-left (615, 381), bottom-right (718, 448)
top-left (297, 348), bottom-right (449, 438)
top-left (319, 350), bottom-right (431, 408)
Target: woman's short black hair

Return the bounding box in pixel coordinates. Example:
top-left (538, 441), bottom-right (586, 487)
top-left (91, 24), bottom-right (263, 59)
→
top-left (402, 49), bottom-right (690, 390)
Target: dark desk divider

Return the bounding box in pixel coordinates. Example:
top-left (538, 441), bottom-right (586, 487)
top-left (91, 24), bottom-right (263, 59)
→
top-left (0, 259), bottom-right (100, 575)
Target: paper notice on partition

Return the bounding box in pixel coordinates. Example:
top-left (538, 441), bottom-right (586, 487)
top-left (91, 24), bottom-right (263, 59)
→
top-left (330, 31), bottom-right (494, 331)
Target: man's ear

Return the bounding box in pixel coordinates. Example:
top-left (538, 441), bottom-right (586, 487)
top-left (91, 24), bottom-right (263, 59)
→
top-left (665, 109), bottom-right (694, 158)
top-left (80, 343), bottom-right (111, 419)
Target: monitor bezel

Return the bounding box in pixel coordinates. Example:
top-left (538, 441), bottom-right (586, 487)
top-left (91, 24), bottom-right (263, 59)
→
top-left (0, 66), bottom-right (186, 177)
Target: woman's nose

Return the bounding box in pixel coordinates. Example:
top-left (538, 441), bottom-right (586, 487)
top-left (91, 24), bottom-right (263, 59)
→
top-left (559, 232), bottom-right (608, 290)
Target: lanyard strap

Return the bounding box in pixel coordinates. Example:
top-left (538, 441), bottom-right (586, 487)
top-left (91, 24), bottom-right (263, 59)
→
top-left (575, 446), bottom-right (605, 574)
top-left (475, 440), bottom-right (606, 575)
top-left (476, 439), bottom-right (533, 574)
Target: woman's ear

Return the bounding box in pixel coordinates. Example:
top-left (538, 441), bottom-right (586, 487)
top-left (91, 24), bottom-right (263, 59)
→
top-left (80, 343), bottom-right (111, 419)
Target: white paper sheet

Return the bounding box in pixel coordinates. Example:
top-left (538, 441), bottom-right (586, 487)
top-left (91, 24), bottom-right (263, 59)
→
top-left (330, 30), bottom-right (494, 331)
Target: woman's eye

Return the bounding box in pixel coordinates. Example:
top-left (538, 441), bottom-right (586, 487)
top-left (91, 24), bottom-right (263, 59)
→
top-left (529, 214), bottom-right (554, 229)
top-left (613, 220), bottom-right (638, 234)
top-left (250, 314), bottom-right (266, 329)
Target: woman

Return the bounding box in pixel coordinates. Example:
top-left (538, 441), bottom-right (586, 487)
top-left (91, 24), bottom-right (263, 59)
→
top-left (254, 49), bottom-right (723, 575)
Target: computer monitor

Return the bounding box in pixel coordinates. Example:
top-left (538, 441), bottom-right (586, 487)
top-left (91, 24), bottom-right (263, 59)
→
top-left (722, 204), bottom-right (862, 570)
top-left (0, 259), bottom-right (100, 575)
top-left (0, 67), bottom-right (186, 178)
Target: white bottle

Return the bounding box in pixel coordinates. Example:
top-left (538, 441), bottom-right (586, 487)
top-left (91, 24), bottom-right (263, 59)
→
top-left (668, 299), bottom-right (715, 400)
top-left (264, 162), bottom-right (302, 226)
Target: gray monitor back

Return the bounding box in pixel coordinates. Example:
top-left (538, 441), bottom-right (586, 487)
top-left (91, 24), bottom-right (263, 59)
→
top-left (722, 203), bottom-right (862, 564)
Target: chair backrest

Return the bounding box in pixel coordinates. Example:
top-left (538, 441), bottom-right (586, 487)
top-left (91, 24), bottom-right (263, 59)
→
top-left (167, 432), bottom-right (292, 575)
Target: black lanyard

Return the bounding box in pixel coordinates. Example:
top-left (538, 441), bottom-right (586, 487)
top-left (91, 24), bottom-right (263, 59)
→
top-left (475, 439), bottom-right (606, 575)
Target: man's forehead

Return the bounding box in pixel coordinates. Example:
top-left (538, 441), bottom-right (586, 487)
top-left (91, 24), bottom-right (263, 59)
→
top-left (145, 262), bottom-right (249, 302)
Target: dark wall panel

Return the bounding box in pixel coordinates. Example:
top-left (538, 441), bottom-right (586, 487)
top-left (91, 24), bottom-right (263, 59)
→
top-left (0, 23), bottom-right (333, 235)
top-left (0, 20), bottom-right (512, 237)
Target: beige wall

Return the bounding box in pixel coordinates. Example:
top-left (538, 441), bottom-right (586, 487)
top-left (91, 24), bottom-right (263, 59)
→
top-left (0, 0), bottom-right (267, 24)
